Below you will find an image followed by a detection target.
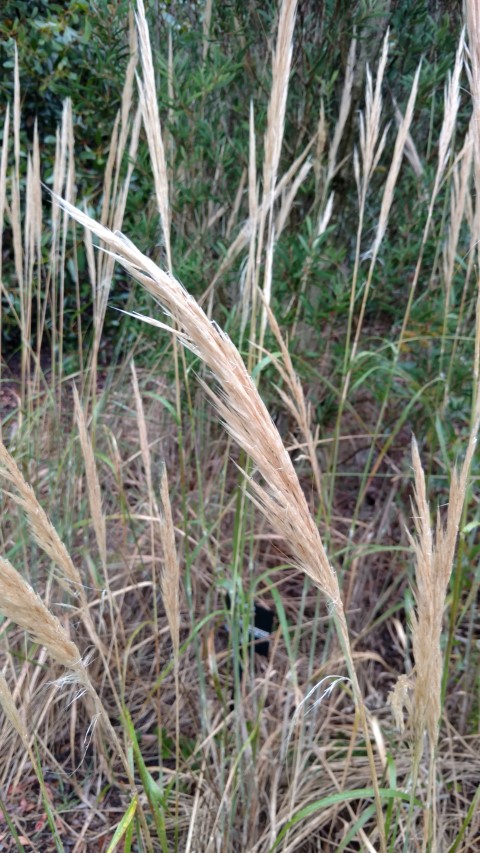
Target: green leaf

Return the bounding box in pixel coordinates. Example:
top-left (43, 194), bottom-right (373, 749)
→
top-left (105, 795), bottom-right (138, 853)
top-left (269, 788), bottom-right (421, 851)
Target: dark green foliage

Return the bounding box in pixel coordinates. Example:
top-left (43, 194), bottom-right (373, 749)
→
top-left (0, 0), bottom-right (130, 144)
top-left (0, 0), bottom-right (464, 359)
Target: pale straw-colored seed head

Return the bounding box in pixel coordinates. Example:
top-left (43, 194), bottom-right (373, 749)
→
top-left (0, 556), bottom-right (82, 669)
top-left (51, 198), bottom-right (342, 610)
top-left (0, 439), bottom-right (82, 593)
top-left (0, 670), bottom-right (28, 745)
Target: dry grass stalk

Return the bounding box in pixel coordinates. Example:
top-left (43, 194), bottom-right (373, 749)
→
top-left (86, 25), bottom-right (140, 406)
top-left (389, 344), bottom-right (480, 846)
top-left (441, 125), bottom-right (473, 392)
top-left (167, 29), bottom-right (174, 170)
top-left (275, 159), bottom-right (312, 239)
top-left (0, 102), bottom-right (11, 436)
top-left (435, 30), bottom-right (465, 195)
top-left (29, 124), bottom-right (45, 399)
top-left (0, 670), bottom-right (28, 746)
top-left (399, 423), bottom-right (478, 849)
top-left (326, 38), bottom-right (357, 186)
top-left (158, 467), bottom-right (180, 663)
top-left (313, 99), bottom-right (327, 190)
top-left (259, 0), bottom-right (297, 345)
top-left (130, 361), bottom-right (156, 509)
top-left (241, 102), bottom-right (258, 336)
top-left (392, 95), bottom-right (423, 178)
top-left (158, 464), bottom-right (181, 830)
top-left (226, 166), bottom-right (246, 241)
top-left (57, 102), bottom-right (74, 396)
top-left (135, 0), bottom-right (172, 271)
top-left (73, 386), bottom-right (107, 570)
top-left (372, 62), bottom-right (422, 256)
top-left (202, 0), bottom-right (213, 62)
top-left (0, 103), bottom-right (10, 280)
top-left (262, 0), bottom-right (297, 209)
top-left (65, 394), bottom-right (127, 808)
top-left (338, 32), bottom-right (390, 420)
top-left (291, 38), bottom-right (356, 340)
top-left (48, 99), bottom-right (72, 398)
top-left (466, 2), bottom-right (480, 292)
top-left (264, 301), bottom-right (325, 512)
top-left (130, 368), bottom-right (182, 837)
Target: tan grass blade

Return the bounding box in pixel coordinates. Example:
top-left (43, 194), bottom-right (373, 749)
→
top-left (167, 29), bottom-right (174, 171)
top-left (135, 0), bottom-right (172, 271)
top-left (72, 386), bottom-right (106, 571)
top-left (393, 293), bottom-right (480, 842)
top-left (0, 437), bottom-right (103, 651)
top-left (262, 0), bottom-right (298, 209)
top-left (0, 439), bottom-right (81, 593)
top-left (202, 0), bottom-right (213, 61)
top-left (159, 466), bottom-right (180, 663)
top-left (226, 167), bottom-right (247, 241)
top-left (467, 0), bottom-right (480, 221)
top-left (0, 671), bottom-right (28, 746)
top-left (372, 62), bottom-right (422, 255)
top-left (0, 103), bottom-right (10, 421)
top-left (338, 31), bottom-right (390, 418)
top-left (275, 158), bottom-right (312, 238)
top-left (259, 0), bottom-right (297, 346)
top-left (8, 43), bottom-right (23, 402)
top-left (86, 22), bottom-right (140, 406)
top-left (441, 126), bottom-right (473, 393)
top-left (29, 122), bottom-right (46, 401)
top-left (47, 99), bottom-right (71, 398)
top-left (0, 103), bottom-right (10, 285)
top-left (130, 361), bottom-right (156, 509)
top-left (263, 301), bottom-right (325, 515)
top-left (392, 95), bottom-right (423, 178)
top-left (326, 38), bottom-right (357, 186)
top-left (357, 32), bottom-right (390, 204)
top-left (241, 102), bottom-right (258, 337)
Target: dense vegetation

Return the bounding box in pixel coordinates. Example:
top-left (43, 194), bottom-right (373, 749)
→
top-left (0, 1), bottom-right (478, 851)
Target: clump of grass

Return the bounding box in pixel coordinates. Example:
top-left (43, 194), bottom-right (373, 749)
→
top-left (390, 360), bottom-right (480, 848)
top-left (53, 191), bottom-right (389, 850)
top-left (0, 436), bottom-right (101, 650)
top-left (1, 1), bottom-right (479, 850)
top-left (0, 551), bottom-right (161, 848)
